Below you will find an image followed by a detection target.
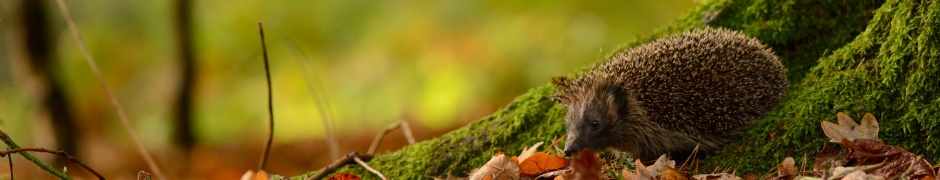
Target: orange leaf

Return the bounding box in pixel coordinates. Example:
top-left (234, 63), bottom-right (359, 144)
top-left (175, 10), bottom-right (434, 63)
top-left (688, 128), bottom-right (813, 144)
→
top-left (518, 152), bottom-right (569, 176)
top-left (326, 173), bottom-right (362, 180)
top-left (561, 149), bottom-right (603, 179)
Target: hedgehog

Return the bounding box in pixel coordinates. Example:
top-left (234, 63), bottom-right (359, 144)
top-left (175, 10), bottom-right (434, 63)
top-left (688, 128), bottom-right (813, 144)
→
top-left (552, 28), bottom-right (788, 161)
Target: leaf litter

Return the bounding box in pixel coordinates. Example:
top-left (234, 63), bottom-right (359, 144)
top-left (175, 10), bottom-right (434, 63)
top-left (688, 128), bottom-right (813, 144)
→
top-left (375, 112), bottom-right (940, 179)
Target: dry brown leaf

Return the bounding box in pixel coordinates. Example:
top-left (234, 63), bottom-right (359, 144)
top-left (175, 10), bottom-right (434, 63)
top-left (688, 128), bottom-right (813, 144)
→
top-left (519, 142), bottom-right (545, 163)
top-left (691, 173), bottom-right (742, 180)
top-left (518, 152), bottom-right (569, 177)
top-left (775, 157), bottom-right (797, 179)
top-left (821, 112), bottom-right (880, 143)
top-left (662, 165), bottom-right (692, 180)
top-left (842, 170), bottom-right (884, 180)
top-left (560, 149), bottom-right (604, 179)
top-left (828, 163), bottom-right (882, 179)
top-left (470, 152), bottom-right (520, 180)
top-left (857, 113), bottom-right (879, 140)
top-left (625, 155), bottom-right (687, 180)
top-left (841, 139), bottom-right (936, 179)
top-left (325, 173), bottom-right (362, 180)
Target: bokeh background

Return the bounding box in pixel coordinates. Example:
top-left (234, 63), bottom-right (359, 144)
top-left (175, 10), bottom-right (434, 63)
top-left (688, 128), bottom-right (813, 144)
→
top-left (0, 0), bottom-right (693, 178)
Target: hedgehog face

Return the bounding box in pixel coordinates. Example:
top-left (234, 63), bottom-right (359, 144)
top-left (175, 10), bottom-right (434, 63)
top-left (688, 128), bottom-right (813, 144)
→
top-left (561, 85), bottom-right (627, 156)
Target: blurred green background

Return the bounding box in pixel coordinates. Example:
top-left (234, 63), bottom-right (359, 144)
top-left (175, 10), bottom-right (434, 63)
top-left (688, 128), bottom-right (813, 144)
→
top-left (0, 0), bottom-right (693, 178)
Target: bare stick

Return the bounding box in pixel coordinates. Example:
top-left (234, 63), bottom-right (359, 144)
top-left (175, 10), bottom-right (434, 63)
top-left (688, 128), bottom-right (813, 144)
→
top-left (0, 148), bottom-right (105, 179)
top-left (306, 152), bottom-right (375, 180)
top-left (51, 0), bottom-right (164, 178)
top-left (281, 40), bottom-right (340, 160)
top-left (681, 144), bottom-right (700, 169)
top-left (367, 122), bottom-right (402, 154)
top-left (1, 130), bottom-right (70, 179)
top-left (257, 22), bottom-right (275, 171)
top-left (6, 147), bottom-right (11, 180)
top-left (400, 120), bottom-right (415, 145)
top-left (353, 155), bottom-right (386, 180)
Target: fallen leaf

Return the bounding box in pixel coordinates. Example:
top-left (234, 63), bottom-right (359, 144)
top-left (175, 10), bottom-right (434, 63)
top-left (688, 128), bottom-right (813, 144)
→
top-left (625, 155), bottom-right (689, 180)
top-left (857, 113), bottom-right (879, 141)
top-left (471, 152), bottom-right (520, 180)
top-left (662, 165), bottom-right (691, 180)
top-left (560, 149), bottom-right (604, 179)
top-left (842, 169), bottom-right (884, 180)
top-left (828, 163), bottom-right (882, 180)
top-left (518, 152), bottom-right (569, 177)
top-left (821, 112), bottom-right (881, 143)
top-left (518, 142), bottom-right (545, 163)
top-left (240, 170), bottom-right (269, 180)
top-left (326, 173), bottom-right (362, 180)
top-left (691, 173), bottom-right (742, 180)
top-left (841, 139), bottom-right (936, 179)
top-left (775, 157), bottom-right (797, 179)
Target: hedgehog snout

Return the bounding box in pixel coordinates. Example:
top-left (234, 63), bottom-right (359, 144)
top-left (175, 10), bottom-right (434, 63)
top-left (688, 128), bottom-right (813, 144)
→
top-left (563, 146), bottom-right (580, 157)
top-left (563, 132), bottom-right (583, 157)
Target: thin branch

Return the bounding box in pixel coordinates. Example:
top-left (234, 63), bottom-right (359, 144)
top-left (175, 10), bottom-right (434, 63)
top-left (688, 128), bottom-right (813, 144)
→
top-left (306, 152), bottom-right (374, 180)
top-left (681, 144), bottom-right (700, 169)
top-left (6, 147), bottom-right (11, 180)
top-left (282, 39), bottom-right (340, 161)
top-left (1, 130), bottom-right (70, 179)
top-left (367, 121), bottom-right (402, 154)
top-left (353, 155), bottom-right (386, 180)
top-left (0, 148), bottom-right (105, 179)
top-left (400, 120), bottom-right (415, 145)
top-left (51, 0), bottom-right (163, 178)
top-left (257, 22), bottom-right (275, 171)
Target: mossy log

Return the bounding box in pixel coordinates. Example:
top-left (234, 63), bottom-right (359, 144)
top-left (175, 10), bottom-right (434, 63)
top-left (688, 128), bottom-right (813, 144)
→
top-left (294, 0), bottom-right (939, 178)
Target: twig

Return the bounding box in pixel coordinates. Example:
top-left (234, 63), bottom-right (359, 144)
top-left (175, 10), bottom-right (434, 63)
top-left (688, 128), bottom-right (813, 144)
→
top-left (6, 147), bottom-right (11, 180)
top-left (800, 153), bottom-right (807, 176)
top-left (52, 0), bottom-right (163, 178)
top-left (0, 130), bottom-right (70, 179)
top-left (400, 120), bottom-right (415, 145)
top-left (353, 155), bottom-right (387, 180)
top-left (681, 144), bottom-right (700, 169)
top-left (0, 148), bottom-right (105, 179)
top-left (282, 39), bottom-right (340, 161)
top-left (307, 152), bottom-right (375, 180)
top-left (368, 121), bottom-right (402, 154)
top-left (547, 134), bottom-right (565, 156)
top-left (257, 22), bottom-right (275, 171)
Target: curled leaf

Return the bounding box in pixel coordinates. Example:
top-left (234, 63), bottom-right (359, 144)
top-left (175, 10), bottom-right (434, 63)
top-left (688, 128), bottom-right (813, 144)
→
top-left (471, 152), bottom-right (520, 180)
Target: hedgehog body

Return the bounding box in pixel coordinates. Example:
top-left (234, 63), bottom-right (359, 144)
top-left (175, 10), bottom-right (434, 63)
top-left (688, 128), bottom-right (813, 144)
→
top-left (553, 28), bottom-right (788, 161)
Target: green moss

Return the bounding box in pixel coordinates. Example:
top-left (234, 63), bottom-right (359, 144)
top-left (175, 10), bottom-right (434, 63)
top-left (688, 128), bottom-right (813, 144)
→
top-left (293, 0), bottom-right (940, 178)
top-left (705, 0), bottom-right (940, 174)
top-left (293, 85), bottom-right (568, 179)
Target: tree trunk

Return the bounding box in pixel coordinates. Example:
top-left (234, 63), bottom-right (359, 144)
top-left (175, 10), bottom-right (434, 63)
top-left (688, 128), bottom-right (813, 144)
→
top-left (173, 0), bottom-right (197, 153)
top-left (19, 0), bottom-right (81, 167)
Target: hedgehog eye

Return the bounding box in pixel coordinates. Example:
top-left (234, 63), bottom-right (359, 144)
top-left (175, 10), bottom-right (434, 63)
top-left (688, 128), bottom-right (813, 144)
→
top-left (591, 120), bottom-right (599, 128)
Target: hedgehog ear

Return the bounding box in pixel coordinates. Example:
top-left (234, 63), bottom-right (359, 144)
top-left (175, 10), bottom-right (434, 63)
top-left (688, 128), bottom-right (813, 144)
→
top-left (605, 87), bottom-right (629, 112)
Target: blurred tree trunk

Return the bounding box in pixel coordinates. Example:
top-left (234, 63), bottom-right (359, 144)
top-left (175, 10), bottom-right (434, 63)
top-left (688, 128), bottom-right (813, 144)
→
top-left (19, 0), bottom-right (80, 166)
top-left (173, 0), bottom-right (197, 153)
top-left (294, 0), bottom-right (940, 178)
